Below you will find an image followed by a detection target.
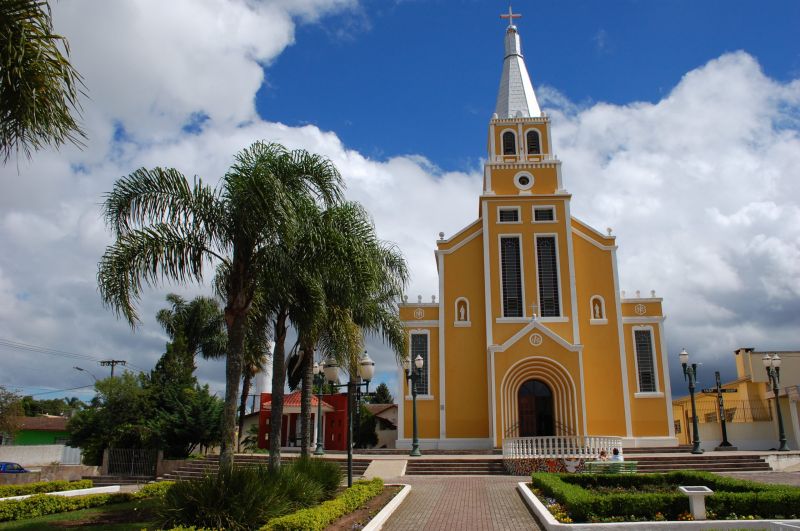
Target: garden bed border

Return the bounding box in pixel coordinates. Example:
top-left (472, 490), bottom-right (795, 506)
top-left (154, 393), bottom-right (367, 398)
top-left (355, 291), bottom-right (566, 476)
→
top-left (0, 485), bottom-right (121, 502)
top-left (362, 483), bottom-right (411, 531)
top-left (517, 482), bottom-right (800, 531)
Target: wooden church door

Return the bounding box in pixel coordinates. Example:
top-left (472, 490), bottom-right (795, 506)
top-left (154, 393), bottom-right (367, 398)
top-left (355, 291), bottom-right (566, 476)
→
top-left (518, 379), bottom-right (555, 436)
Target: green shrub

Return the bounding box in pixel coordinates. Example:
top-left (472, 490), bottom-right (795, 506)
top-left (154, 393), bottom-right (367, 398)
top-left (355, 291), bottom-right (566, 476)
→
top-left (289, 457), bottom-right (342, 499)
top-left (0, 479), bottom-right (93, 498)
top-left (0, 492), bottom-right (134, 522)
top-left (157, 466), bottom-right (292, 531)
top-left (135, 481), bottom-right (175, 499)
top-left (263, 478), bottom-right (384, 531)
top-left (275, 467), bottom-right (324, 510)
top-left (530, 471), bottom-right (800, 523)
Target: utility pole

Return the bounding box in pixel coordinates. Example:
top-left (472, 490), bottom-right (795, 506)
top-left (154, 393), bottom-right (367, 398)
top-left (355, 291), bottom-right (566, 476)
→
top-left (100, 360), bottom-right (127, 377)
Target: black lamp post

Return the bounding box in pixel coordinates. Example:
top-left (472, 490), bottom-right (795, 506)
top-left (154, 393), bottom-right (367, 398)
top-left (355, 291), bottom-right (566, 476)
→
top-left (762, 353), bottom-right (789, 451)
top-left (312, 361), bottom-right (326, 456)
top-left (403, 354), bottom-right (424, 457)
top-left (679, 348), bottom-right (704, 454)
top-left (322, 351), bottom-right (375, 487)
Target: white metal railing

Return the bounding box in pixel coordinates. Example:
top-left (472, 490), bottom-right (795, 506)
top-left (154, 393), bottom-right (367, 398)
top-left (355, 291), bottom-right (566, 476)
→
top-left (502, 436), bottom-right (623, 459)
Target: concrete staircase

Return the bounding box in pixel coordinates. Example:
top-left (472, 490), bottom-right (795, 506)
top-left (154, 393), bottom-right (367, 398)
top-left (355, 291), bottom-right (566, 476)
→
top-left (625, 445), bottom-right (693, 455)
top-left (630, 454), bottom-right (771, 473)
top-left (405, 458), bottom-right (507, 476)
top-left (160, 454), bottom-right (370, 481)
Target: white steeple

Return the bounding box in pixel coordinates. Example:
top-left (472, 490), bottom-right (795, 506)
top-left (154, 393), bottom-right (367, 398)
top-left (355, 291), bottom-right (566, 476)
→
top-left (494, 16), bottom-right (541, 119)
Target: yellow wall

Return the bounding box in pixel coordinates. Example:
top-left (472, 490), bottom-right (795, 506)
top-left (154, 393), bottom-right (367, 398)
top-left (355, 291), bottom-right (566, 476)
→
top-left (441, 231), bottom-right (490, 438)
top-left (623, 322), bottom-right (669, 436)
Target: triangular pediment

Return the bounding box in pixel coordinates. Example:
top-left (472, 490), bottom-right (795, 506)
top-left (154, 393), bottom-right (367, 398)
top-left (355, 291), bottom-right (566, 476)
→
top-left (491, 319), bottom-right (582, 353)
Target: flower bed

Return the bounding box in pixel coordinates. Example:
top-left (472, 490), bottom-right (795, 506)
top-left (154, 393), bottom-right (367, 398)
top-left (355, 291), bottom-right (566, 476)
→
top-left (530, 471), bottom-right (800, 523)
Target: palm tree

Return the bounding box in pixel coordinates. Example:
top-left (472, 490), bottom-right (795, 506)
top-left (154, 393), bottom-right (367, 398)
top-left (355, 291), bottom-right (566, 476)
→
top-left (156, 293), bottom-right (227, 363)
top-left (97, 140), bottom-right (342, 468)
top-left (0, 0), bottom-right (86, 161)
top-left (290, 202), bottom-right (409, 457)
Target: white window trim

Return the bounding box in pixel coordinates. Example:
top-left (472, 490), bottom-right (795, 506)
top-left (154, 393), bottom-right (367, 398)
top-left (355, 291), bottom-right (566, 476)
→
top-left (497, 206), bottom-right (522, 224)
top-left (525, 128), bottom-right (542, 155)
top-left (408, 329), bottom-right (431, 396)
top-left (500, 128), bottom-right (517, 156)
top-left (532, 205), bottom-right (557, 224)
top-left (405, 394), bottom-right (435, 400)
top-left (498, 234), bottom-right (526, 319)
top-left (533, 233), bottom-right (563, 319)
top-left (589, 295), bottom-right (608, 325)
top-left (454, 296), bottom-right (471, 327)
top-left (634, 392), bottom-right (665, 398)
top-left (495, 317), bottom-right (530, 324)
top-left (631, 325), bottom-right (660, 394)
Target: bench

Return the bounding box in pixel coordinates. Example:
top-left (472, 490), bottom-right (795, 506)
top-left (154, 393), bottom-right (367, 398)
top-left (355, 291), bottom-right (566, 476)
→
top-left (584, 460), bottom-right (638, 474)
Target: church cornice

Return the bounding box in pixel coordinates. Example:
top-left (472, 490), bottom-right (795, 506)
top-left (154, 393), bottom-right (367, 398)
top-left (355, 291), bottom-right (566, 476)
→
top-left (486, 159), bottom-right (561, 169)
top-left (480, 193), bottom-right (571, 200)
top-left (490, 115), bottom-right (550, 125)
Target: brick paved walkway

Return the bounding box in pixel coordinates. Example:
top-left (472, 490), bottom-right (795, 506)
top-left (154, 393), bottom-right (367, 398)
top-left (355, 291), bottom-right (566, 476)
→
top-left (382, 476), bottom-right (540, 531)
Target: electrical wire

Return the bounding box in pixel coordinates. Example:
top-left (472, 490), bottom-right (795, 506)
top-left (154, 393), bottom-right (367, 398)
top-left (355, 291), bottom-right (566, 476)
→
top-left (27, 385), bottom-right (94, 397)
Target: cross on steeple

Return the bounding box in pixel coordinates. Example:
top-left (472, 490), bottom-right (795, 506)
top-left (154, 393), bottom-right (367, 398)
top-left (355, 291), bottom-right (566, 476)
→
top-left (500, 6), bottom-right (521, 27)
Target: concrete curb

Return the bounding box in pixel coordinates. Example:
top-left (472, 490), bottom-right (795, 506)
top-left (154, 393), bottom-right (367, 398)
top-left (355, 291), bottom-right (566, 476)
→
top-left (516, 482), bottom-right (800, 531)
top-left (0, 485), bottom-right (121, 502)
top-left (362, 483), bottom-right (411, 531)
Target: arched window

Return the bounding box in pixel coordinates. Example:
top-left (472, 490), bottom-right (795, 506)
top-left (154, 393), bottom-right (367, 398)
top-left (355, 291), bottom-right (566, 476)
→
top-left (502, 131), bottom-right (516, 155)
top-left (526, 130), bottom-right (541, 155)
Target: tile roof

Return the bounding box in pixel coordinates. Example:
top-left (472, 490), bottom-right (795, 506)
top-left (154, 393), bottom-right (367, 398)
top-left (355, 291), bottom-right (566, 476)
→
top-left (263, 391), bottom-right (333, 411)
top-left (19, 416), bottom-right (68, 431)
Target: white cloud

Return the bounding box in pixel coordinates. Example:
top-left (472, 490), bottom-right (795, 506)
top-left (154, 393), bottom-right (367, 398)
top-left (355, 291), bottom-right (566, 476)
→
top-left (1, 3), bottom-right (798, 400)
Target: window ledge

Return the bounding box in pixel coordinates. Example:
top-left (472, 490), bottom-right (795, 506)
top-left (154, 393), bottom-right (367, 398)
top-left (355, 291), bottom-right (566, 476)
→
top-left (590, 318), bottom-right (608, 325)
top-left (405, 394), bottom-right (434, 401)
top-left (539, 316), bottom-right (569, 323)
top-left (634, 392), bottom-right (664, 399)
top-left (498, 221), bottom-right (522, 225)
top-left (454, 321), bottom-right (472, 327)
top-left (496, 317), bottom-right (530, 324)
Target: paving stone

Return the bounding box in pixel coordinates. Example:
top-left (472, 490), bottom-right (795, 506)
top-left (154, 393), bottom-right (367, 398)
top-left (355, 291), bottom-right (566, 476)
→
top-left (382, 476), bottom-right (540, 531)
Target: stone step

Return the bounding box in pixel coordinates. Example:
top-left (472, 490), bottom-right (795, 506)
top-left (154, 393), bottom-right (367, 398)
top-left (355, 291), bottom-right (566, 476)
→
top-left (624, 446), bottom-right (694, 454)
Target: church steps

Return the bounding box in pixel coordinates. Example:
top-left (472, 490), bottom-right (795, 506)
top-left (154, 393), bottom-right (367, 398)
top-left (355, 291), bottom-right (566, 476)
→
top-left (159, 455), bottom-right (370, 482)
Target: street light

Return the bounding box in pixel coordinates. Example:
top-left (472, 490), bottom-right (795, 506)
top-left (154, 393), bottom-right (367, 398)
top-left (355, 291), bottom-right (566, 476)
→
top-left (322, 352), bottom-right (375, 487)
top-left (762, 354), bottom-right (789, 451)
top-left (73, 366), bottom-right (98, 383)
top-left (312, 361), bottom-right (326, 456)
top-left (679, 348), bottom-right (704, 454)
top-left (403, 354), bottom-right (424, 457)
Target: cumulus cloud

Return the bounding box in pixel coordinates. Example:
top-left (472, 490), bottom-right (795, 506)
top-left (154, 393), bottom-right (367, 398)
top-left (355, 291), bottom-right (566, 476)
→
top-left (0, 1), bottom-right (798, 403)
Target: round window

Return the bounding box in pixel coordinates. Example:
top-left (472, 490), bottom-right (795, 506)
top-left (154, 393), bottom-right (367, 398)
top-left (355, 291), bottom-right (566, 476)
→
top-left (514, 172), bottom-right (534, 191)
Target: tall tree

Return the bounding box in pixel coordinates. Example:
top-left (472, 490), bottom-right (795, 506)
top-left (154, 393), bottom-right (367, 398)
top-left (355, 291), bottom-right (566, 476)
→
top-left (284, 202), bottom-right (408, 458)
top-left (0, 0), bottom-right (85, 161)
top-left (371, 383), bottom-right (394, 404)
top-left (156, 293), bottom-right (227, 362)
top-left (97, 141), bottom-right (342, 468)
top-left (0, 386), bottom-right (22, 440)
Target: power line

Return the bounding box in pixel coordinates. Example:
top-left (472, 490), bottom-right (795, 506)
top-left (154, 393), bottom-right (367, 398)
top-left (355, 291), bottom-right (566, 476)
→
top-left (0, 337), bottom-right (146, 374)
top-left (28, 385), bottom-right (93, 397)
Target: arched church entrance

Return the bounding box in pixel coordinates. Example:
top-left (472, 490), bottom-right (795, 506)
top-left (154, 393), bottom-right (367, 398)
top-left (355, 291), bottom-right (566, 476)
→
top-left (518, 379), bottom-right (555, 436)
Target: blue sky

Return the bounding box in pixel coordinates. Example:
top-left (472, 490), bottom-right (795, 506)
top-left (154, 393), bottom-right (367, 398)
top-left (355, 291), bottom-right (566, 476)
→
top-left (261, 0), bottom-right (800, 170)
top-left (1, 0), bottom-right (799, 404)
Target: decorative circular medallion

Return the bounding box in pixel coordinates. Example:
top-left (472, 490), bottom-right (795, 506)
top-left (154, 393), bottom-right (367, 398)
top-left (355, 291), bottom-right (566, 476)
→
top-left (634, 304), bottom-right (647, 316)
top-left (413, 308), bottom-right (424, 320)
top-left (529, 333), bottom-right (543, 346)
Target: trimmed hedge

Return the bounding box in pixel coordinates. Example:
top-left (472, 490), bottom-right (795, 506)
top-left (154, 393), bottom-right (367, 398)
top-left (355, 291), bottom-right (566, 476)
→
top-left (0, 480), bottom-right (174, 522)
top-left (0, 479), bottom-right (93, 498)
top-left (531, 471), bottom-right (800, 522)
top-left (262, 478), bottom-right (384, 531)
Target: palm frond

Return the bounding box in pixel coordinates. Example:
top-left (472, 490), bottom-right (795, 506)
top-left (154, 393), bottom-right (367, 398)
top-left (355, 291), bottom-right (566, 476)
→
top-left (97, 223), bottom-right (215, 326)
top-left (0, 0), bottom-right (86, 161)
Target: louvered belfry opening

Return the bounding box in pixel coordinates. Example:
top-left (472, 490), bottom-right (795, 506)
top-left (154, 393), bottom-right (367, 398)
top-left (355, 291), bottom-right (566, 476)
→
top-left (634, 329), bottom-right (656, 392)
top-left (500, 236), bottom-right (523, 317)
top-left (526, 130), bottom-right (541, 154)
top-left (536, 236), bottom-right (560, 317)
top-left (499, 208), bottom-right (519, 222)
top-left (502, 131), bottom-right (516, 155)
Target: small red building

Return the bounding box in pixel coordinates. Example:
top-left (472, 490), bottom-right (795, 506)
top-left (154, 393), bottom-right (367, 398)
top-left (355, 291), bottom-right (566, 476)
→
top-left (258, 391), bottom-right (350, 451)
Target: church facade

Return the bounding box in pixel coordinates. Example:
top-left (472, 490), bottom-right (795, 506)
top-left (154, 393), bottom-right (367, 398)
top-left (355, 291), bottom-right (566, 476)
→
top-left (397, 20), bottom-right (677, 450)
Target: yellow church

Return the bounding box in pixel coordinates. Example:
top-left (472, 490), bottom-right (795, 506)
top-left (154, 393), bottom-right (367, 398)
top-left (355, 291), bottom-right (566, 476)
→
top-left (397, 17), bottom-right (677, 453)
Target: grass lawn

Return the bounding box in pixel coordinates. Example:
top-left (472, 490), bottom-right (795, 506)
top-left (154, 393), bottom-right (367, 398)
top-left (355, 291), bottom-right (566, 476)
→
top-left (0, 498), bottom-right (158, 530)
